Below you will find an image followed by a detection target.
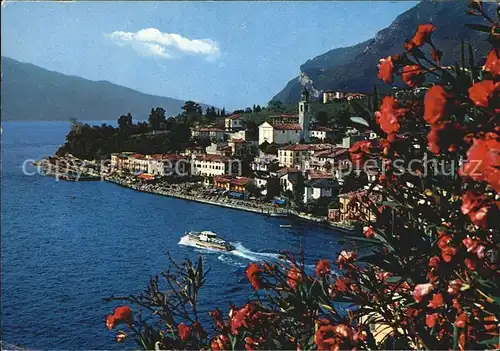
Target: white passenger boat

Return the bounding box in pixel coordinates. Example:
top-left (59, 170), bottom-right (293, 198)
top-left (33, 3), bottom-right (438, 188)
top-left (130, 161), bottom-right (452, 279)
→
top-left (186, 231), bottom-right (235, 251)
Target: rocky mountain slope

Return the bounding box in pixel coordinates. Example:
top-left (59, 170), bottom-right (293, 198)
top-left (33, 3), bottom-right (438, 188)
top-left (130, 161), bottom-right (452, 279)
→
top-left (273, 0), bottom-right (496, 104)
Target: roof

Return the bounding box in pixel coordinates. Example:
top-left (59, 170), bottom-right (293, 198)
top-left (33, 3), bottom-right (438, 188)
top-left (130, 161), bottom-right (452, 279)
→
top-left (270, 114), bottom-right (299, 119)
top-left (308, 171), bottom-right (334, 180)
top-left (138, 173), bottom-right (155, 180)
top-left (199, 127), bottom-right (224, 132)
top-left (196, 155), bottom-right (229, 163)
top-left (307, 179), bottom-right (337, 188)
top-left (311, 126), bottom-right (333, 132)
top-left (214, 176), bottom-right (232, 183)
top-left (231, 138), bottom-right (245, 143)
top-left (131, 153), bottom-right (144, 159)
top-left (230, 177), bottom-right (253, 186)
top-left (272, 123), bottom-right (302, 130)
top-left (279, 143), bottom-right (335, 152)
top-left (313, 148), bottom-right (348, 158)
top-left (227, 114), bottom-right (242, 120)
top-left (277, 167), bottom-right (301, 176)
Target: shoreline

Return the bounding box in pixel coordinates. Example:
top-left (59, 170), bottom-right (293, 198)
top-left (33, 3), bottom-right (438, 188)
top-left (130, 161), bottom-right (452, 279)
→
top-left (104, 176), bottom-right (356, 233)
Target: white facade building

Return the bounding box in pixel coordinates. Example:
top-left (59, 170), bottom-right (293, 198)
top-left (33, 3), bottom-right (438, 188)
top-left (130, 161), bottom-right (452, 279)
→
top-left (258, 122), bottom-right (301, 145)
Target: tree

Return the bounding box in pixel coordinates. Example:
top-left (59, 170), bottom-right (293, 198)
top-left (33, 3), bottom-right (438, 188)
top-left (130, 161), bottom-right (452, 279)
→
top-left (118, 113), bottom-right (133, 130)
top-left (292, 172), bottom-right (305, 210)
top-left (264, 176), bottom-right (280, 200)
top-left (245, 107), bottom-right (252, 113)
top-left (315, 110), bottom-right (329, 126)
top-left (181, 101), bottom-right (203, 124)
top-left (268, 99), bottom-right (284, 111)
top-left (148, 107), bottom-right (166, 130)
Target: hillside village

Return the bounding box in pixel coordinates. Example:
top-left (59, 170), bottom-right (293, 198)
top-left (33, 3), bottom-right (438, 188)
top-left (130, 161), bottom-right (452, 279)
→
top-left (97, 87), bottom-right (382, 224)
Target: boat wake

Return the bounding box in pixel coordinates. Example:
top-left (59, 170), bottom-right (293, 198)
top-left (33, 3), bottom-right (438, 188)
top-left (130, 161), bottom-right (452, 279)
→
top-left (178, 235), bottom-right (281, 267)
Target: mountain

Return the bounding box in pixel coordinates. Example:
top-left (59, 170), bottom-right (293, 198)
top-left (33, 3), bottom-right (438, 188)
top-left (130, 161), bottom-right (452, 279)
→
top-left (273, 0), bottom-right (496, 104)
top-left (1, 56), bottom-right (215, 121)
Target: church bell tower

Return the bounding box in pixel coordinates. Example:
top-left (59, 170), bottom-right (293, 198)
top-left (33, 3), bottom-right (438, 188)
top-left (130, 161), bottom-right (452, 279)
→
top-left (298, 87), bottom-right (310, 142)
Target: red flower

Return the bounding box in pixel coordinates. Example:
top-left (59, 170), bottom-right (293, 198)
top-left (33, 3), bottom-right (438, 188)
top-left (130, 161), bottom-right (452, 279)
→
top-left (209, 308), bottom-right (225, 330)
top-left (464, 258), bottom-right (477, 271)
top-left (461, 191), bottom-right (498, 228)
top-left (105, 306), bottom-right (133, 330)
top-left (245, 263), bottom-right (263, 290)
top-left (428, 256), bottom-right (440, 268)
top-left (287, 267), bottom-right (303, 290)
top-left (468, 80), bottom-right (499, 107)
top-left (455, 313), bottom-right (469, 328)
top-left (378, 97), bottom-right (406, 136)
top-left (460, 134), bottom-right (500, 193)
top-left (378, 56), bottom-right (395, 84)
top-left (483, 48), bottom-right (500, 76)
top-left (244, 336), bottom-right (263, 351)
top-left (178, 323), bottom-right (192, 341)
top-left (424, 85), bottom-right (449, 125)
top-left (230, 303), bottom-right (258, 335)
top-left (427, 293), bottom-right (444, 309)
top-left (314, 320), bottom-right (354, 351)
top-left (437, 233), bottom-right (452, 249)
top-left (401, 65), bottom-right (425, 88)
top-left (413, 283), bottom-right (433, 303)
top-left (410, 24), bottom-right (436, 47)
top-left (431, 48), bottom-right (442, 62)
top-left (211, 335), bottom-right (230, 350)
top-left (336, 250), bottom-right (356, 268)
top-left (447, 279), bottom-right (462, 295)
top-left (335, 277), bottom-right (349, 292)
top-left (426, 313), bottom-right (439, 328)
top-left (441, 246), bottom-right (457, 263)
top-left (315, 259), bottom-right (330, 277)
top-left (363, 226), bottom-right (375, 238)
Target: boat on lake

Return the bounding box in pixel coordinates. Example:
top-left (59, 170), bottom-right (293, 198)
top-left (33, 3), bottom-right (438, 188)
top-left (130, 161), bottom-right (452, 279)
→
top-left (186, 231), bottom-right (235, 251)
top-left (279, 224), bottom-right (292, 228)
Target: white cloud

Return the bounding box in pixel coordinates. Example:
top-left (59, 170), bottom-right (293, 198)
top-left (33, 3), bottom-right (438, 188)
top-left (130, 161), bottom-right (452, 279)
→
top-left (106, 28), bottom-right (220, 61)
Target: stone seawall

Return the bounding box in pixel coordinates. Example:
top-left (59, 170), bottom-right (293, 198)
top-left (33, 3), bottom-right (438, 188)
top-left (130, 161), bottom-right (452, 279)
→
top-left (104, 177), bottom-right (356, 233)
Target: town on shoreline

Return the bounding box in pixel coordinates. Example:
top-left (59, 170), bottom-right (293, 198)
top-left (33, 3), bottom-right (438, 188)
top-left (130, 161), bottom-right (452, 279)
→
top-left (35, 88), bottom-right (386, 233)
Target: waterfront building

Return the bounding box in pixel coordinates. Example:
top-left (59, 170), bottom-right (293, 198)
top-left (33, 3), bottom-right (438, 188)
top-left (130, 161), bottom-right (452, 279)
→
top-left (213, 175), bottom-right (254, 198)
top-left (206, 142), bottom-right (232, 157)
top-left (224, 114), bottom-right (245, 131)
top-left (303, 179), bottom-right (337, 204)
top-left (147, 154), bottom-right (190, 177)
top-left (333, 189), bottom-right (381, 223)
top-left (258, 122), bottom-right (301, 145)
top-left (192, 155), bottom-right (240, 177)
top-left (277, 143), bottom-right (335, 169)
top-left (278, 167), bottom-right (301, 192)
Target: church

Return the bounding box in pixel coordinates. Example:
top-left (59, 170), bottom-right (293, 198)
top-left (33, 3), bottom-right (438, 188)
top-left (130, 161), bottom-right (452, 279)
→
top-left (258, 87), bottom-right (311, 145)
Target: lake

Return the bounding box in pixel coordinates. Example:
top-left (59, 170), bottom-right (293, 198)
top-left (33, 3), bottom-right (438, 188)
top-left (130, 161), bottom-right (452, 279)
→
top-left (1, 121), bottom-right (343, 349)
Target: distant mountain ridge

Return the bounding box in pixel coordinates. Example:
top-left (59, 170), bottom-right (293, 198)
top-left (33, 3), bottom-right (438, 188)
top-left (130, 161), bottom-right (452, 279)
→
top-left (273, 0), bottom-right (496, 104)
top-left (1, 56), bottom-right (215, 121)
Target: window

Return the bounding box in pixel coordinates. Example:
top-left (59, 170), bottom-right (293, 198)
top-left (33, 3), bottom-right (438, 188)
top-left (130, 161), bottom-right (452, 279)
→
top-left (282, 130), bottom-right (285, 134)
top-left (300, 105), bottom-right (303, 112)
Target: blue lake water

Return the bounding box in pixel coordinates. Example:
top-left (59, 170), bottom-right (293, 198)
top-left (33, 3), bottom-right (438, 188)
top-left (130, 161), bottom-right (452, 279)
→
top-left (1, 121), bottom-right (343, 349)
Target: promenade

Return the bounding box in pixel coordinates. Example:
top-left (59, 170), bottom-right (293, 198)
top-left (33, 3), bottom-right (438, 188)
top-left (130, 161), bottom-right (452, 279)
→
top-left (104, 175), bottom-right (356, 233)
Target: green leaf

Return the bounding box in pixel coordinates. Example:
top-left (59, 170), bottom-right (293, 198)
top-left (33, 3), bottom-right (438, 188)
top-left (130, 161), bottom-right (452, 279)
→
top-left (460, 40), bottom-right (465, 69)
top-left (479, 337), bottom-right (499, 345)
top-left (350, 117), bottom-right (370, 128)
top-left (465, 23), bottom-right (492, 33)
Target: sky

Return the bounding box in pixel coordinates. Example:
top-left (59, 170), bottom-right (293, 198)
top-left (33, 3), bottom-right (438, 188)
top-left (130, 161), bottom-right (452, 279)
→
top-left (2, 1), bottom-right (418, 111)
